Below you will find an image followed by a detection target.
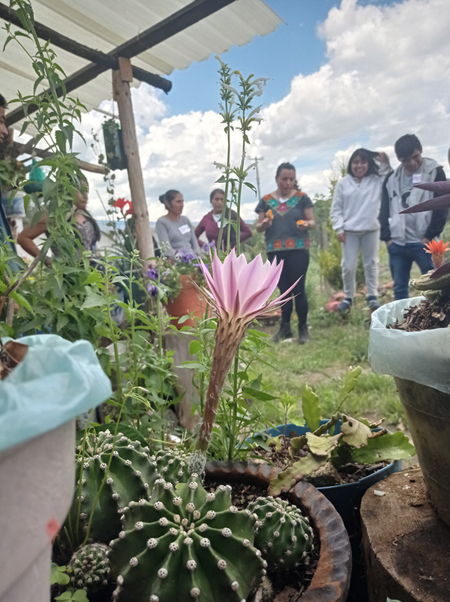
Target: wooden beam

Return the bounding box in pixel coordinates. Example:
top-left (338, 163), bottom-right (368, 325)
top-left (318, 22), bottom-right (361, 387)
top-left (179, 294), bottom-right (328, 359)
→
top-left (4, 0), bottom-right (237, 127)
top-left (0, 2), bottom-right (172, 95)
top-left (113, 65), bottom-right (154, 271)
top-left (12, 140), bottom-right (107, 175)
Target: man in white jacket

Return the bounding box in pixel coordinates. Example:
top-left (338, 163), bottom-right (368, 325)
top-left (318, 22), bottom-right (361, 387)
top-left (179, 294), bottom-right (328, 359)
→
top-left (331, 149), bottom-right (391, 311)
top-left (379, 134), bottom-right (447, 300)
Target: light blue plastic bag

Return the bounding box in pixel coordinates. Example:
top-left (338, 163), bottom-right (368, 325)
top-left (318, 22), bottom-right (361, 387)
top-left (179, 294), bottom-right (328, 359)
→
top-left (369, 296), bottom-right (450, 394)
top-left (0, 334), bottom-right (112, 452)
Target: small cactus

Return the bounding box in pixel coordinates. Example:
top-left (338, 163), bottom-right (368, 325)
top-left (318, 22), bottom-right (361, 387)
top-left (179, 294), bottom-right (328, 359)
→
top-left (62, 431), bottom-right (190, 549)
top-left (109, 474), bottom-right (266, 602)
top-left (68, 543), bottom-right (110, 592)
top-left (248, 497), bottom-right (314, 570)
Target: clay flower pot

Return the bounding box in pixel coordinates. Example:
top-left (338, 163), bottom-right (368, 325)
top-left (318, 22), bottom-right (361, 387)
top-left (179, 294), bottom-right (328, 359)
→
top-left (166, 274), bottom-right (206, 329)
top-left (205, 460), bottom-right (351, 602)
top-left (370, 297), bottom-right (450, 526)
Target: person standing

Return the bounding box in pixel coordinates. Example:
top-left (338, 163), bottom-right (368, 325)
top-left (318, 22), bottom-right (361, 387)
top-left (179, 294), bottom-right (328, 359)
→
top-left (330, 148), bottom-right (391, 312)
top-left (155, 190), bottom-right (201, 258)
top-left (256, 162), bottom-right (315, 344)
top-left (379, 134), bottom-right (447, 300)
top-left (0, 94), bottom-right (15, 256)
top-left (195, 188), bottom-right (252, 250)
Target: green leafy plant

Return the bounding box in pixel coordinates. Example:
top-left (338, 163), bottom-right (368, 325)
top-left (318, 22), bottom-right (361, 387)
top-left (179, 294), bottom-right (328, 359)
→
top-left (214, 57), bottom-right (266, 253)
top-left (268, 367), bottom-right (415, 495)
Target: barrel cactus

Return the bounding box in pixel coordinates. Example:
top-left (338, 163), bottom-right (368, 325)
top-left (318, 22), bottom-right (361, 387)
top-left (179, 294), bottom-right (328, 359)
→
top-left (68, 542), bottom-right (110, 592)
top-left (109, 474), bottom-right (266, 602)
top-left (247, 496), bottom-right (314, 570)
top-left (62, 430), bottom-right (190, 550)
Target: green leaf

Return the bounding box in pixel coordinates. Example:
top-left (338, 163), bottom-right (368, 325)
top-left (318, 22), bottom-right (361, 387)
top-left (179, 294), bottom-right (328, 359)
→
top-left (289, 435), bottom-right (307, 458)
top-left (340, 415), bottom-right (372, 448)
top-left (306, 432), bottom-right (341, 457)
top-left (242, 387), bottom-right (277, 401)
top-left (302, 385), bottom-right (321, 432)
top-left (178, 361), bottom-right (206, 372)
top-left (352, 431), bottom-right (415, 464)
top-left (55, 592), bottom-right (73, 601)
top-left (80, 288), bottom-right (108, 310)
top-left (337, 366), bottom-right (362, 409)
top-left (72, 590), bottom-right (89, 602)
top-left (269, 453), bottom-right (326, 496)
top-left (10, 290), bottom-right (32, 312)
top-left (189, 340), bottom-right (202, 355)
top-left (50, 563), bottom-right (70, 586)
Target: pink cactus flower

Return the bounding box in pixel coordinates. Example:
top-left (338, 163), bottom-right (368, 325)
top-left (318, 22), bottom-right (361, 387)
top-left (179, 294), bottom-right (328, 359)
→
top-left (189, 250), bottom-right (299, 471)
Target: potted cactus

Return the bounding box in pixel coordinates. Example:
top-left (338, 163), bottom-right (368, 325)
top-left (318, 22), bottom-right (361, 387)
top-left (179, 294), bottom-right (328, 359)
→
top-left (60, 251), bottom-right (351, 601)
top-left (0, 334), bottom-right (111, 602)
top-left (369, 179), bottom-right (450, 528)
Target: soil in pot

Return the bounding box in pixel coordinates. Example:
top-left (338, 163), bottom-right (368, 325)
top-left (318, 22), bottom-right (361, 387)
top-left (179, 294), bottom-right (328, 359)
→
top-left (389, 297), bottom-right (450, 331)
top-left (252, 433), bottom-right (390, 486)
top-left (204, 478), bottom-right (320, 601)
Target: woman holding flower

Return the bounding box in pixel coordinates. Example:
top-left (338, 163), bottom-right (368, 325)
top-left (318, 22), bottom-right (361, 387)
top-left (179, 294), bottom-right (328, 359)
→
top-left (155, 190), bottom-right (201, 259)
top-left (256, 162), bottom-right (315, 344)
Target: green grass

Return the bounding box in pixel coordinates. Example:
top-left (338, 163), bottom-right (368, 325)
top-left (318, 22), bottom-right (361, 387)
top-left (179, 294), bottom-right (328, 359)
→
top-left (251, 250), bottom-right (405, 429)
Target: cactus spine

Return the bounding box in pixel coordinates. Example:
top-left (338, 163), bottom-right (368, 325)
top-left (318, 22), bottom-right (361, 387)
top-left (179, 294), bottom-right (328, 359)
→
top-left (247, 497), bottom-right (314, 570)
top-left (109, 474), bottom-right (266, 602)
top-left (68, 542), bottom-right (110, 592)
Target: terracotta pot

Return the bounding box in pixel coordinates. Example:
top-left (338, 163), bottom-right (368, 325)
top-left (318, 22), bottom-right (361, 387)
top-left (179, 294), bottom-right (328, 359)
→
top-left (394, 377), bottom-right (450, 526)
top-left (166, 274), bottom-right (206, 329)
top-left (205, 460), bottom-right (352, 602)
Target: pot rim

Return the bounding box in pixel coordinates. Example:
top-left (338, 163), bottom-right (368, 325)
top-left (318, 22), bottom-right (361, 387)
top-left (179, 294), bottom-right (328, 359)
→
top-left (205, 460), bottom-right (351, 602)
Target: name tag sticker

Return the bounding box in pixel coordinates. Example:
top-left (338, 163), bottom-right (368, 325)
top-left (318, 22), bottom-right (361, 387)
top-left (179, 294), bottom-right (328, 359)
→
top-left (178, 224), bottom-right (191, 235)
top-left (412, 174), bottom-right (422, 184)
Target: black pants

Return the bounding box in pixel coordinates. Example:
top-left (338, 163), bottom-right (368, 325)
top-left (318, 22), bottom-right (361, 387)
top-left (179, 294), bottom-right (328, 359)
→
top-left (267, 249), bottom-right (309, 325)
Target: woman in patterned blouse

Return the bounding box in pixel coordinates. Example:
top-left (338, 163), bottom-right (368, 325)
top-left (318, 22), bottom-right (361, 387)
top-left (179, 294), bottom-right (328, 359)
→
top-left (255, 162), bottom-right (315, 344)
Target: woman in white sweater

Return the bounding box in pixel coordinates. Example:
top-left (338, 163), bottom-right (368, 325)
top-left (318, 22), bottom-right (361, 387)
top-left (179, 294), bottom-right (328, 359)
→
top-left (330, 149), bottom-right (391, 311)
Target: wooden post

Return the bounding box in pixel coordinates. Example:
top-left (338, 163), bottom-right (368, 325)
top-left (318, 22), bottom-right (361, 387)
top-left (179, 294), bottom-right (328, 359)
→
top-left (112, 59), bottom-right (154, 271)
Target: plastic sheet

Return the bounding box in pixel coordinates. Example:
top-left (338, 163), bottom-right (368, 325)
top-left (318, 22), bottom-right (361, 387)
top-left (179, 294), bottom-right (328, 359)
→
top-left (0, 334), bottom-right (112, 452)
top-left (369, 296), bottom-right (450, 394)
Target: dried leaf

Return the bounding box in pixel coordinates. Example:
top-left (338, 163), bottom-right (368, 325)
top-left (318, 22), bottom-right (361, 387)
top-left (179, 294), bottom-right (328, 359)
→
top-left (340, 415), bottom-right (372, 448)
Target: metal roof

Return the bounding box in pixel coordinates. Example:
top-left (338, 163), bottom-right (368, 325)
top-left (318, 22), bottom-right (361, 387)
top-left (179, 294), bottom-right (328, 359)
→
top-left (0, 0), bottom-right (281, 130)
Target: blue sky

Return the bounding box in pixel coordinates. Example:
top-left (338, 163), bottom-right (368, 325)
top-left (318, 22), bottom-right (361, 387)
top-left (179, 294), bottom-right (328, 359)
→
top-left (81, 0), bottom-right (450, 222)
top-left (166, 0), bottom-right (400, 116)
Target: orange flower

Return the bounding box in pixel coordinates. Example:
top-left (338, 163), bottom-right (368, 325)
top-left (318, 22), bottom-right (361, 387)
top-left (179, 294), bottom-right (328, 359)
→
top-left (424, 239), bottom-right (449, 269)
top-left (297, 220), bottom-right (305, 226)
top-left (266, 209), bottom-right (274, 220)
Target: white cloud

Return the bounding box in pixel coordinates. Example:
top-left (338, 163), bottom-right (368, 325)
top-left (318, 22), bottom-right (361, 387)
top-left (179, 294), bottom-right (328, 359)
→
top-left (77, 0), bottom-right (450, 225)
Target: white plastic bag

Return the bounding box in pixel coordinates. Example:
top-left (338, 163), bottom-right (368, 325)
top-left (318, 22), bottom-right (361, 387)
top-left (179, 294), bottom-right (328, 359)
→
top-left (369, 296), bottom-right (450, 394)
top-left (0, 334), bottom-right (112, 452)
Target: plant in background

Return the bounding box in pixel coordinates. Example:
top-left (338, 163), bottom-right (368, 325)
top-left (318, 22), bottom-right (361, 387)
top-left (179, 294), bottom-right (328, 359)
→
top-left (214, 57), bottom-right (266, 254)
top-left (268, 368), bottom-right (415, 495)
top-left (188, 249), bottom-right (297, 474)
top-left (68, 543), bottom-right (110, 592)
top-left (108, 474), bottom-right (266, 602)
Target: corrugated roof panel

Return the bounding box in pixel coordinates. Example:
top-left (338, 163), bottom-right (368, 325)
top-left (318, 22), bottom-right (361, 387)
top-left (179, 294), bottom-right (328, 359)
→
top-left (0, 0), bottom-right (281, 133)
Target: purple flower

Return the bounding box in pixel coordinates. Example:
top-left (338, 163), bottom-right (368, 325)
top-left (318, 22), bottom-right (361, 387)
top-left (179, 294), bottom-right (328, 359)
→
top-left (147, 268), bottom-right (159, 280)
top-left (203, 241), bottom-right (216, 252)
top-left (147, 284), bottom-right (159, 297)
top-left (180, 252), bottom-right (197, 264)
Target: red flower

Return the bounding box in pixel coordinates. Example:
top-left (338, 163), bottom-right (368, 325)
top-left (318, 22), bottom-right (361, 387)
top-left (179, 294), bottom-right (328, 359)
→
top-left (113, 198), bottom-right (133, 216)
top-left (113, 198), bottom-right (128, 209)
top-left (424, 239), bottom-right (449, 269)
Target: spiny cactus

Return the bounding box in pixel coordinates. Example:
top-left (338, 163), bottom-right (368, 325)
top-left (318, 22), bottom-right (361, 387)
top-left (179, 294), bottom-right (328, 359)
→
top-left (247, 497), bottom-right (314, 570)
top-left (109, 474), bottom-right (266, 602)
top-left (68, 543), bottom-right (110, 592)
top-left (62, 431), bottom-right (190, 550)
